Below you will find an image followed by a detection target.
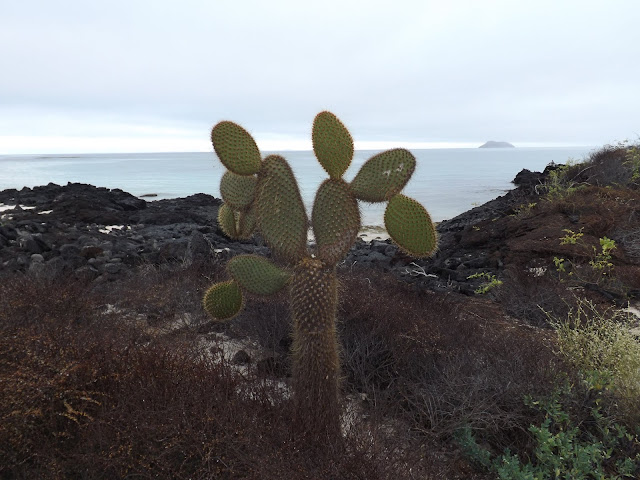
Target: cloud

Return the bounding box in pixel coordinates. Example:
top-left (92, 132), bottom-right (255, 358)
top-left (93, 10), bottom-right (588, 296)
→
top-left (1, 0), bottom-right (639, 153)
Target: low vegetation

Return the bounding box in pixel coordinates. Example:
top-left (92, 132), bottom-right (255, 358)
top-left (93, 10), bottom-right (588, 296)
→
top-left (2, 142), bottom-right (640, 478)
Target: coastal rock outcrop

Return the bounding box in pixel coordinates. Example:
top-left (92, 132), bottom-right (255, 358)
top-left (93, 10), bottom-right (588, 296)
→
top-left (0, 183), bottom-right (236, 280)
top-left (0, 170), bottom-right (549, 295)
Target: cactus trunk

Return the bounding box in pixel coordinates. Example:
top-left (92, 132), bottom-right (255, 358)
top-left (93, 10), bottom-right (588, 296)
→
top-left (290, 258), bottom-right (341, 439)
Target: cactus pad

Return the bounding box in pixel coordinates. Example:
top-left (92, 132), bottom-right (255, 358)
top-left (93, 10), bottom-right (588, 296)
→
top-left (312, 179), bottom-right (360, 265)
top-left (312, 111), bottom-right (354, 179)
top-left (227, 254), bottom-right (291, 296)
top-left (256, 155), bottom-right (309, 264)
top-left (237, 206), bottom-right (256, 239)
top-left (211, 121), bottom-right (261, 175)
top-left (203, 280), bottom-right (243, 320)
top-left (384, 194), bottom-right (437, 257)
top-left (220, 171), bottom-right (258, 211)
top-left (351, 148), bottom-right (416, 202)
top-left (217, 203), bottom-right (237, 238)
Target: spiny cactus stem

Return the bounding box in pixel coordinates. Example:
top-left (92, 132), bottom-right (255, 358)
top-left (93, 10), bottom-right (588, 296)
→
top-left (290, 258), bottom-right (341, 439)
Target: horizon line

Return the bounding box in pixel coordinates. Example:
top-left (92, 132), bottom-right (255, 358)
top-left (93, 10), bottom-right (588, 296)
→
top-left (1, 141), bottom-right (597, 156)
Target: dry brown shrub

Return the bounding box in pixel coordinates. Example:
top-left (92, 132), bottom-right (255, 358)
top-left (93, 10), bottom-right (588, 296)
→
top-left (101, 258), bottom-right (225, 327)
top-left (496, 266), bottom-right (576, 327)
top-left (338, 271), bottom-right (561, 454)
top-left (229, 294), bottom-right (291, 354)
top-left (0, 266), bottom-right (445, 479)
top-left (0, 269), bottom-right (101, 327)
top-left (612, 264), bottom-right (640, 292)
top-left (615, 227), bottom-right (640, 262)
top-left (564, 144), bottom-right (634, 188)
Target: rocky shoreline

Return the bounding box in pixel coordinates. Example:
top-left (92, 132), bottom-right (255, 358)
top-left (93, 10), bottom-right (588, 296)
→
top-left (0, 168), bottom-right (549, 293)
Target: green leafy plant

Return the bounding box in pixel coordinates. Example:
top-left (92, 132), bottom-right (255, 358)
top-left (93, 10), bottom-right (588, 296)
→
top-left (457, 374), bottom-right (640, 479)
top-left (624, 144), bottom-right (640, 183)
top-left (553, 256), bottom-right (567, 274)
top-left (544, 161), bottom-right (580, 200)
top-left (589, 236), bottom-right (616, 271)
top-left (458, 299), bottom-right (640, 478)
top-left (511, 202), bottom-right (537, 218)
top-left (554, 229), bottom-right (617, 282)
top-left (467, 271), bottom-right (503, 294)
top-left (549, 298), bottom-right (640, 423)
top-left (202, 111), bottom-right (437, 439)
top-left (559, 228), bottom-right (584, 246)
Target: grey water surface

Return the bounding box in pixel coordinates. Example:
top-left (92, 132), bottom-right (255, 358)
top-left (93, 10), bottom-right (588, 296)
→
top-left (0, 146), bottom-right (594, 225)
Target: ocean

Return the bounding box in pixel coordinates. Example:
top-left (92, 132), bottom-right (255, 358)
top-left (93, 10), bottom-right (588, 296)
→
top-left (0, 147), bottom-right (595, 226)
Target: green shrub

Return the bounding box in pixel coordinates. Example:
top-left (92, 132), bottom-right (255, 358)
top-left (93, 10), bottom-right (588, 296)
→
top-left (543, 161), bottom-right (582, 200)
top-left (549, 299), bottom-right (640, 423)
top-left (556, 142), bottom-right (640, 190)
top-left (623, 143), bottom-right (640, 185)
top-left (511, 202), bottom-right (537, 218)
top-left (457, 299), bottom-right (640, 478)
top-left (456, 374), bottom-right (640, 479)
top-left (553, 230), bottom-right (618, 286)
top-left (541, 141), bottom-right (640, 201)
top-left (467, 271), bottom-right (503, 294)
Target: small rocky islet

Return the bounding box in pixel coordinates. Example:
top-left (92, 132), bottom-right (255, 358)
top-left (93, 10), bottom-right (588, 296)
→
top-left (0, 167), bottom-right (554, 295)
top-left (478, 140), bottom-right (515, 148)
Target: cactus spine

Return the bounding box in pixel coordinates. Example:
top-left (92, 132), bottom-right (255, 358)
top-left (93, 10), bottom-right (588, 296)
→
top-left (203, 111), bottom-right (437, 439)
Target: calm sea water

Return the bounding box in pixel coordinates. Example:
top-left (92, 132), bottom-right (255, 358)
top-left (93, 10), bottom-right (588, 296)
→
top-left (0, 147), bottom-right (595, 225)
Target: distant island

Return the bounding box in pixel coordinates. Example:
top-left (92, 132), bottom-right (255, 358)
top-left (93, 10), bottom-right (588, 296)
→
top-left (479, 141), bottom-right (515, 148)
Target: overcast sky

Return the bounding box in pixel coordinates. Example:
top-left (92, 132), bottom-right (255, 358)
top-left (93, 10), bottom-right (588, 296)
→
top-left (1, 0), bottom-right (639, 154)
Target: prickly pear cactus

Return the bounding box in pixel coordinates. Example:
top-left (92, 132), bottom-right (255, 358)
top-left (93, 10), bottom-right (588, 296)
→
top-left (204, 111), bottom-right (437, 439)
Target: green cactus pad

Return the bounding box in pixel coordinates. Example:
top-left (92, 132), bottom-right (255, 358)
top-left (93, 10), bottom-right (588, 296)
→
top-left (384, 194), bottom-right (437, 257)
top-left (351, 149), bottom-right (416, 202)
top-left (211, 121), bottom-right (262, 176)
top-left (203, 280), bottom-right (243, 320)
top-left (228, 254), bottom-right (291, 296)
top-left (312, 179), bottom-right (360, 265)
top-left (217, 203), bottom-right (237, 238)
top-left (312, 111), bottom-right (354, 179)
top-left (237, 206), bottom-right (256, 239)
top-left (220, 171), bottom-right (258, 211)
top-left (256, 155), bottom-right (308, 264)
